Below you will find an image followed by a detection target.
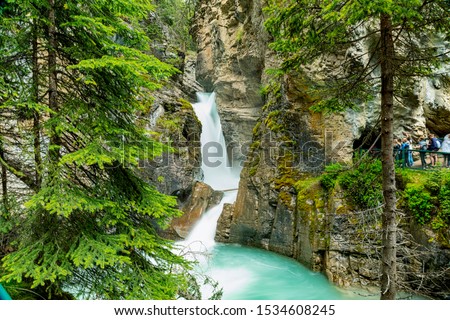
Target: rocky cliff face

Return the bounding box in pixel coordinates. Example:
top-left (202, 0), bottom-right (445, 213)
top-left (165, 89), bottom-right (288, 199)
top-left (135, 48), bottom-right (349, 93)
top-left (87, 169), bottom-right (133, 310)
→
top-left (421, 76), bottom-right (450, 135)
top-left (191, 0), bottom-right (450, 298)
top-left (139, 79), bottom-right (202, 198)
top-left (192, 0), bottom-right (267, 163)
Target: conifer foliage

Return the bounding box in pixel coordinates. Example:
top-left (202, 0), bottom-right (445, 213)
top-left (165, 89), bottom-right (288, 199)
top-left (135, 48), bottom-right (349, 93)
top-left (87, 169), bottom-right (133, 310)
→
top-left (0, 0), bottom-right (194, 299)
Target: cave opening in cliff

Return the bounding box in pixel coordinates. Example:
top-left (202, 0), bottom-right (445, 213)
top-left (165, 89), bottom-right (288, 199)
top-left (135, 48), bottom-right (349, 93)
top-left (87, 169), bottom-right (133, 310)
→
top-left (353, 126), bottom-right (382, 158)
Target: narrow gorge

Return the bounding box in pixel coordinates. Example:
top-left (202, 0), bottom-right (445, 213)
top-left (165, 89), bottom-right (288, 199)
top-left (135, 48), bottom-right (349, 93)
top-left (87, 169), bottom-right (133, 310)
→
top-left (0, 0), bottom-right (449, 302)
top-left (158, 0), bottom-right (450, 299)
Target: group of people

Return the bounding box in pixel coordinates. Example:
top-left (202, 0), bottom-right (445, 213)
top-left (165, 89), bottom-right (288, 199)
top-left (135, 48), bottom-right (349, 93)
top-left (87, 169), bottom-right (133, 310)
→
top-left (394, 133), bottom-right (450, 169)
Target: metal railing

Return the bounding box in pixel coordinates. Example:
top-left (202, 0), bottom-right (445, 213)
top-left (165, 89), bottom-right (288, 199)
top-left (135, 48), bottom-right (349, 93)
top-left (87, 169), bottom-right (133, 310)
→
top-left (357, 148), bottom-right (450, 169)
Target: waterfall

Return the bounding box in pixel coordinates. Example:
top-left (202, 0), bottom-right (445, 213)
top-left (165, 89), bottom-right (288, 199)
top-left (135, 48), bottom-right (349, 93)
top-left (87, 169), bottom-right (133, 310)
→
top-left (182, 92), bottom-right (240, 251)
top-left (191, 92), bottom-right (240, 191)
top-left (177, 93), bottom-right (389, 300)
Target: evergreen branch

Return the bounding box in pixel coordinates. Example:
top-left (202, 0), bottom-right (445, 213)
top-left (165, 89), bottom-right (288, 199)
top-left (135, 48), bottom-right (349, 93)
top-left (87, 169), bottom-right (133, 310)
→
top-left (0, 150), bottom-right (38, 192)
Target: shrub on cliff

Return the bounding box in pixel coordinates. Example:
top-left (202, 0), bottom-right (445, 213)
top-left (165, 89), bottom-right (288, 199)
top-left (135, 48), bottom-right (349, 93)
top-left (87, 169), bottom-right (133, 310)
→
top-left (321, 159), bottom-right (383, 209)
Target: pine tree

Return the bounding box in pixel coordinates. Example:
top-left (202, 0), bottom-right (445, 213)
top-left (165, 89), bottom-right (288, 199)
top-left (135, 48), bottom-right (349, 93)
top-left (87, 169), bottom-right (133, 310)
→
top-left (264, 0), bottom-right (449, 299)
top-left (0, 0), bottom-right (197, 299)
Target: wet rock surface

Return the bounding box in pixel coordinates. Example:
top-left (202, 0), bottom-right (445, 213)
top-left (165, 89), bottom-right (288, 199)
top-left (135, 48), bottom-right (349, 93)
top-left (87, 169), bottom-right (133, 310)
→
top-left (171, 181), bottom-right (223, 239)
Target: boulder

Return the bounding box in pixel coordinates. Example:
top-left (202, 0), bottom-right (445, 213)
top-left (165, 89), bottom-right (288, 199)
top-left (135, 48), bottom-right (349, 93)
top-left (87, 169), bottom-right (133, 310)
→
top-left (171, 181), bottom-right (223, 238)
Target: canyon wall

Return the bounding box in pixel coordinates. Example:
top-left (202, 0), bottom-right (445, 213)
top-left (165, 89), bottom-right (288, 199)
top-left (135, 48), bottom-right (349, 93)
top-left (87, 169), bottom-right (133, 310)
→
top-left (192, 0), bottom-right (267, 163)
top-left (191, 0), bottom-right (450, 297)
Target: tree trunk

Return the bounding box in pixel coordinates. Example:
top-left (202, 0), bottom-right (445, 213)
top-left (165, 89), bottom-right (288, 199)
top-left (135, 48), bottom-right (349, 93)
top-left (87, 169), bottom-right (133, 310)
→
top-left (48, 0), bottom-right (60, 164)
top-left (32, 23), bottom-right (42, 189)
top-left (379, 13), bottom-right (397, 300)
top-left (0, 146), bottom-right (7, 209)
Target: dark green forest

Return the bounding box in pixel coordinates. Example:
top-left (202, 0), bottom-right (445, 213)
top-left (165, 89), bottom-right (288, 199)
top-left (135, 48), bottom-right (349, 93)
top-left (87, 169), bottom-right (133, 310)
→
top-left (1, 0), bottom-right (449, 301)
top-left (0, 0), bottom-right (201, 300)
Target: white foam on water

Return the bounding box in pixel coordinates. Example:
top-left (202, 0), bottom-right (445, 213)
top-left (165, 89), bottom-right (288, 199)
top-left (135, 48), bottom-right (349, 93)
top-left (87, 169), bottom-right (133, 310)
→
top-left (176, 92), bottom-right (245, 298)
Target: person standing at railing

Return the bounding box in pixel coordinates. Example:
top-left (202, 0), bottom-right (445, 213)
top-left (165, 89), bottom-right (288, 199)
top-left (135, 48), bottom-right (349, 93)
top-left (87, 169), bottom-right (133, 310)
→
top-left (417, 136), bottom-right (428, 169)
top-left (427, 133), bottom-right (440, 167)
top-left (404, 132), bottom-right (414, 168)
top-left (401, 138), bottom-right (413, 167)
top-left (442, 133), bottom-right (450, 168)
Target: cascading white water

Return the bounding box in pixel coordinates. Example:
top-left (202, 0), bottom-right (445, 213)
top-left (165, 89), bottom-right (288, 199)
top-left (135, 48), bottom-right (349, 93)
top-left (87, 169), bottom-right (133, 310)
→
top-left (182, 93), bottom-right (240, 251)
top-left (191, 92), bottom-right (240, 191)
top-left (183, 190), bottom-right (238, 250)
top-left (179, 93), bottom-right (381, 300)
top-left (174, 92), bottom-right (241, 298)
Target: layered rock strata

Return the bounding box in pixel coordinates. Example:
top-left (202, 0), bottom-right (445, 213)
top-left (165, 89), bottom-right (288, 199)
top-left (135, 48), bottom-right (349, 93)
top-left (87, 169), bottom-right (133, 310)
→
top-left (192, 0), bottom-right (267, 163)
